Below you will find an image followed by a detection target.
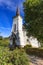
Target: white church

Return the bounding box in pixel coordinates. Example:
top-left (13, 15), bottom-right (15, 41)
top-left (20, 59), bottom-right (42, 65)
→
top-left (10, 8), bottom-right (41, 48)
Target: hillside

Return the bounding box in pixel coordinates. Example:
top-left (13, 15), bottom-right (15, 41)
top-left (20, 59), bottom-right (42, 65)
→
top-left (0, 36), bottom-right (9, 47)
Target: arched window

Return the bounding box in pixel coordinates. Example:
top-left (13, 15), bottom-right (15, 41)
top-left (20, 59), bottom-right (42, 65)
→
top-left (14, 24), bottom-right (16, 32)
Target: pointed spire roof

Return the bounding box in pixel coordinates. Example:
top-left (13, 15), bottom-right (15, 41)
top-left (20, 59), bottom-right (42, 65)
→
top-left (13, 7), bottom-right (22, 19)
top-left (16, 7), bottom-right (20, 16)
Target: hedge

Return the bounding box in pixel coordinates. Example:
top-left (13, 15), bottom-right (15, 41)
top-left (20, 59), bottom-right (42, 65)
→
top-left (24, 46), bottom-right (43, 58)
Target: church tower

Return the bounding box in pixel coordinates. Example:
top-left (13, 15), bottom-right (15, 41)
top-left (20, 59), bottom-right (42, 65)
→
top-left (10, 8), bottom-right (25, 47)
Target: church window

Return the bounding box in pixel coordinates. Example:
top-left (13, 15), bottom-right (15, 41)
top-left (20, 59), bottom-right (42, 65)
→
top-left (27, 39), bottom-right (29, 42)
top-left (14, 24), bottom-right (16, 32)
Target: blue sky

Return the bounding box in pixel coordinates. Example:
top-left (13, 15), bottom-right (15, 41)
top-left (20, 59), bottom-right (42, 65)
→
top-left (0, 0), bottom-right (24, 37)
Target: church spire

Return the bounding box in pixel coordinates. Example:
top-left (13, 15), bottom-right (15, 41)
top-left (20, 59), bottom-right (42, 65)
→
top-left (16, 7), bottom-right (20, 16)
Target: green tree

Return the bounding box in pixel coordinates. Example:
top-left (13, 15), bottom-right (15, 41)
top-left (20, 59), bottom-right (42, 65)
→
top-left (23, 0), bottom-right (43, 46)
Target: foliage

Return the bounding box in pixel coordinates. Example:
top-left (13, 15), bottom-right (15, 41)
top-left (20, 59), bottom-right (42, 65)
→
top-left (24, 44), bottom-right (32, 49)
top-left (0, 44), bottom-right (29, 65)
top-left (0, 46), bottom-right (13, 65)
top-left (23, 0), bottom-right (43, 45)
top-left (0, 37), bottom-right (9, 47)
top-left (12, 48), bottom-right (29, 65)
top-left (0, 37), bottom-right (29, 65)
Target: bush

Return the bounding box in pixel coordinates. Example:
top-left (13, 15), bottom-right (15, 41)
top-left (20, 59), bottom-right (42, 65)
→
top-left (11, 48), bottom-right (29, 65)
top-left (0, 47), bottom-right (29, 65)
top-left (24, 45), bottom-right (32, 49)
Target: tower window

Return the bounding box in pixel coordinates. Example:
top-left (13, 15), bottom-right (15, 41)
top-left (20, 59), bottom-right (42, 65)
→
top-left (27, 39), bottom-right (29, 42)
top-left (14, 24), bottom-right (16, 32)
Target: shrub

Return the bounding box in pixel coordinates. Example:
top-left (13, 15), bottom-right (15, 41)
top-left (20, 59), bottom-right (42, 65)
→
top-left (11, 48), bottom-right (29, 65)
top-left (24, 44), bottom-right (32, 49)
top-left (0, 47), bottom-right (29, 65)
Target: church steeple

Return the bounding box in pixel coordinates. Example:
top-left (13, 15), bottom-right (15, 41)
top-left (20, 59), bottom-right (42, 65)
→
top-left (16, 7), bottom-right (20, 16)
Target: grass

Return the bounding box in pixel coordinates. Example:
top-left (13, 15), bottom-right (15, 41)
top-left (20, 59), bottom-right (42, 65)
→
top-left (0, 38), bottom-right (9, 46)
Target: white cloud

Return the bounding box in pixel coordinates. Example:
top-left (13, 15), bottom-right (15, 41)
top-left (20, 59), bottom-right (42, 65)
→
top-left (0, 0), bottom-right (24, 11)
top-left (0, 0), bottom-right (16, 11)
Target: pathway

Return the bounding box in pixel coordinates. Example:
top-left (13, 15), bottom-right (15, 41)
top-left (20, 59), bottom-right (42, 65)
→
top-left (28, 55), bottom-right (43, 65)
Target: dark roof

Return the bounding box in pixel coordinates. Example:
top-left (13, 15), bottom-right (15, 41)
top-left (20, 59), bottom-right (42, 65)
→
top-left (16, 7), bottom-right (20, 16)
top-left (12, 7), bottom-right (22, 19)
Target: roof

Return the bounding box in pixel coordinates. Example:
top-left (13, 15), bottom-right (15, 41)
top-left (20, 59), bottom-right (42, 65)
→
top-left (12, 7), bottom-right (22, 19)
